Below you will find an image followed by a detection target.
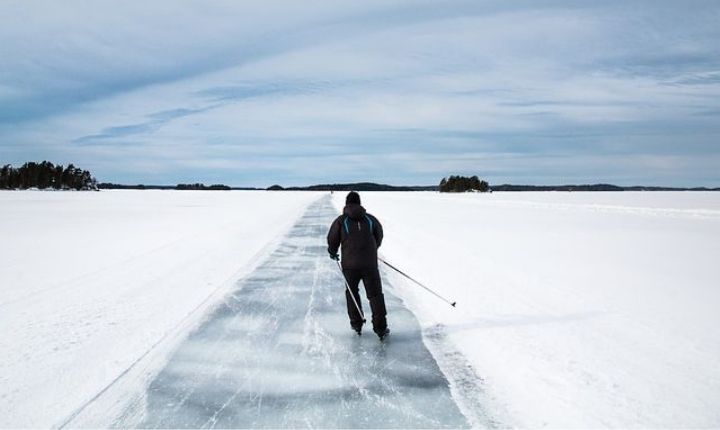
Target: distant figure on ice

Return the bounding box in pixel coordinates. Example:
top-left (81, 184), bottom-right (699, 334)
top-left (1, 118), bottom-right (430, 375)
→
top-left (327, 191), bottom-right (389, 339)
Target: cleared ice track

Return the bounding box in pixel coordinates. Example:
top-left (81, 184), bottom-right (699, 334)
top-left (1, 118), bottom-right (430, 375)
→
top-left (124, 196), bottom-right (469, 428)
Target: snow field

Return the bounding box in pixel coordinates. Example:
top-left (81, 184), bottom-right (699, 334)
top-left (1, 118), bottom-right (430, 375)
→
top-left (334, 191), bottom-right (720, 428)
top-left (3, 189), bottom-right (718, 428)
top-left (0, 190), bottom-right (319, 427)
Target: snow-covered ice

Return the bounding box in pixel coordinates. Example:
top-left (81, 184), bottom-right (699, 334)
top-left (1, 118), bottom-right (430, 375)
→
top-left (66, 196), bottom-right (475, 428)
top-left (0, 190), bottom-right (317, 428)
top-left (335, 191), bottom-right (720, 428)
top-left (2, 189), bottom-right (719, 428)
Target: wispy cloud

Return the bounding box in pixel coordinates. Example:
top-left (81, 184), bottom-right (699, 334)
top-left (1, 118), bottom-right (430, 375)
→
top-left (74, 106), bottom-right (217, 144)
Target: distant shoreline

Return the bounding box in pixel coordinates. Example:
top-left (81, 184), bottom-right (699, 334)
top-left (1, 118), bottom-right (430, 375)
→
top-left (94, 182), bottom-right (720, 192)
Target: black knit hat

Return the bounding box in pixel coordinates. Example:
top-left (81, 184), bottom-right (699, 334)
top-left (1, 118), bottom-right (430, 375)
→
top-left (346, 191), bottom-right (361, 205)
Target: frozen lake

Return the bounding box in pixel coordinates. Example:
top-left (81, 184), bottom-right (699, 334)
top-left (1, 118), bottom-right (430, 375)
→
top-left (2, 190), bottom-right (718, 428)
top-left (0, 190), bottom-right (318, 427)
top-left (75, 196), bottom-right (472, 428)
top-left (344, 191), bottom-right (720, 427)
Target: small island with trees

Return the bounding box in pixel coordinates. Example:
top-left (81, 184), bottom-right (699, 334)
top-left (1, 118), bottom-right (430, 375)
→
top-left (439, 175), bottom-right (490, 193)
top-left (1, 161), bottom-right (97, 190)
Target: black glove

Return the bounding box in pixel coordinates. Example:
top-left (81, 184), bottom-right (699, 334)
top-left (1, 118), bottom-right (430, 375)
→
top-left (329, 252), bottom-right (340, 261)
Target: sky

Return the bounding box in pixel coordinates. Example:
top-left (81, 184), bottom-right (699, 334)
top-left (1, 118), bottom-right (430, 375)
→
top-left (1, 0), bottom-right (719, 187)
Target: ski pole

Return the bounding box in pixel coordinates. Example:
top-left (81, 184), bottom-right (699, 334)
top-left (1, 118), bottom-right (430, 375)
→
top-left (335, 259), bottom-right (366, 323)
top-left (379, 257), bottom-right (457, 308)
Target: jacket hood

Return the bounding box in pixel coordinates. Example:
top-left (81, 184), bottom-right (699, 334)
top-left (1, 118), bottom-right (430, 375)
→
top-left (343, 203), bottom-right (366, 220)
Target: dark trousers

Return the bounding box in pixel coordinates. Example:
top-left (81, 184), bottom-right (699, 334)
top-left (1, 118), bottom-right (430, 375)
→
top-left (342, 267), bottom-right (387, 334)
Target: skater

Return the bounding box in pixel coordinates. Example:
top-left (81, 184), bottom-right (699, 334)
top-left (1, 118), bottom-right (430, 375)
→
top-left (327, 191), bottom-right (389, 339)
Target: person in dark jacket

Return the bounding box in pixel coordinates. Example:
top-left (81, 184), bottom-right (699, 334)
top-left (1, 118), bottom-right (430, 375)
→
top-left (327, 191), bottom-right (389, 339)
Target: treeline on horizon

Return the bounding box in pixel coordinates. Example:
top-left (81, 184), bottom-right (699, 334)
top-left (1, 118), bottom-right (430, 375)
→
top-left (3, 162), bottom-right (718, 192)
top-left (490, 184), bottom-right (720, 191)
top-left (97, 182), bottom-right (256, 190)
top-left (1, 161), bottom-right (97, 190)
top-left (98, 183), bottom-right (236, 190)
top-left (268, 182), bottom-right (436, 191)
top-left (269, 180), bottom-right (719, 192)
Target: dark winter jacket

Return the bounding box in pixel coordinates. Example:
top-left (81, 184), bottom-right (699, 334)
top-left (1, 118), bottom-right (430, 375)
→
top-left (327, 204), bottom-right (383, 270)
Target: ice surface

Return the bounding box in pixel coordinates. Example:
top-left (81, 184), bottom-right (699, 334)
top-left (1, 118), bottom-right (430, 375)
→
top-left (333, 191), bottom-right (720, 428)
top-left (7, 188), bottom-right (717, 428)
top-left (101, 196), bottom-right (470, 428)
top-left (0, 190), bottom-right (318, 427)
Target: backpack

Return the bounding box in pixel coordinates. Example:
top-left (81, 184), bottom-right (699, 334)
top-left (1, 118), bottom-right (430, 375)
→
top-left (341, 214), bottom-right (374, 239)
